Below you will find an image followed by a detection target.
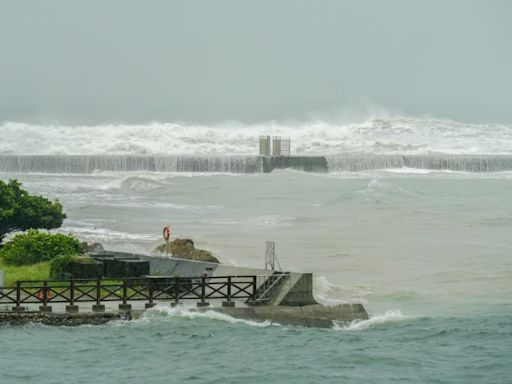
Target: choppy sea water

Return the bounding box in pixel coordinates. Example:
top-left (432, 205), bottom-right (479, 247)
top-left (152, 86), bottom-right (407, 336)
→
top-left (1, 118), bottom-right (512, 383)
top-left (1, 307), bottom-right (511, 384)
top-left (1, 170), bottom-right (511, 383)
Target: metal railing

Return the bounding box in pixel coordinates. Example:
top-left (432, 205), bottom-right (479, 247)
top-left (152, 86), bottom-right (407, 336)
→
top-left (0, 276), bottom-right (259, 308)
top-left (252, 272), bottom-right (290, 304)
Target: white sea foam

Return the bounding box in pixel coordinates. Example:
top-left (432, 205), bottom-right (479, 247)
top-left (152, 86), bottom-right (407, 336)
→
top-left (314, 276), bottom-right (370, 305)
top-left (57, 226), bottom-right (155, 241)
top-left (333, 310), bottom-right (409, 331)
top-left (2, 117), bottom-right (512, 156)
top-left (142, 305), bottom-right (274, 327)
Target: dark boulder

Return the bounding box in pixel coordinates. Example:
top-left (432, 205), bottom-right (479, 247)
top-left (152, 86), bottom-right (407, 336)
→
top-left (153, 238), bottom-right (219, 263)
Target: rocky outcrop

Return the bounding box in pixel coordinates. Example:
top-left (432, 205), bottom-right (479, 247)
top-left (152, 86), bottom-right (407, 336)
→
top-left (79, 241), bottom-right (105, 254)
top-left (153, 238), bottom-right (219, 263)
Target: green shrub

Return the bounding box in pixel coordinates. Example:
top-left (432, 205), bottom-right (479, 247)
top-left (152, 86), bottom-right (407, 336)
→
top-left (49, 255), bottom-right (78, 279)
top-left (0, 230), bottom-right (80, 266)
top-left (0, 179), bottom-right (66, 243)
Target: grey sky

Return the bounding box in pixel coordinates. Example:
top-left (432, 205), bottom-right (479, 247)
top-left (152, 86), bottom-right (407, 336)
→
top-left (0, 0), bottom-right (511, 124)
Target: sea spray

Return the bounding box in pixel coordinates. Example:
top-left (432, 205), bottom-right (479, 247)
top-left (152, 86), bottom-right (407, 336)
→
top-left (333, 310), bottom-right (409, 331)
top-left (143, 305), bottom-right (274, 328)
top-left (314, 276), bottom-right (371, 306)
top-left (2, 117), bottom-right (512, 156)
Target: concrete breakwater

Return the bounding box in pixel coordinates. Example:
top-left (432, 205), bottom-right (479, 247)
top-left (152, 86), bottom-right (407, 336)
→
top-left (0, 252), bottom-right (369, 328)
top-left (0, 304), bottom-right (367, 328)
top-left (2, 154), bottom-right (512, 173)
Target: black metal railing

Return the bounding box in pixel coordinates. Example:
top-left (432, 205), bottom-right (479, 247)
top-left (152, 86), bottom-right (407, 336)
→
top-left (0, 275), bottom-right (258, 307)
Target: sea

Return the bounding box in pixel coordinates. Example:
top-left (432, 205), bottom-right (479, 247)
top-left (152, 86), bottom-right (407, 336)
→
top-left (1, 117), bottom-right (511, 383)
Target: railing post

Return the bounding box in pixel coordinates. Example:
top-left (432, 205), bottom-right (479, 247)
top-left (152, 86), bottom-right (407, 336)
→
top-left (174, 278), bottom-right (179, 305)
top-left (15, 281), bottom-right (21, 309)
top-left (39, 280), bottom-right (52, 312)
top-left (118, 279), bottom-right (132, 311)
top-left (252, 276), bottom-right (257, 301)
top-left (43, 281), bottom-right (48, 306)
top-left (92, 279), bottom-right (105, 313)
top-left (201, 276), bottom-right (206, 303)
top-left (69, 279), bottom-right (75, 306)
top-left (16, 281), bottom-right (20, 306)
top-left (222, 276), bottom-right (235, 307)
top-left (96, 279), bottom-right (101, 305)
top-left (197, 275), bottom-right (209, 307)
top-left (66, 279), bottom-right (78, 313)
top-left (145, 278), bottom-right (155, 309)
top-left (122, 279), bottom-right (127, 305)
top-left (227, 276), bottom-right (232, 302)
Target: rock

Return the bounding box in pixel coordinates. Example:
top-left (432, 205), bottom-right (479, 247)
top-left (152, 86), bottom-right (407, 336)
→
top-left (153, 238), bottom-right (219, 263)
top-left (189, 249), bottom-right (219, 263)
top-left (80, 242), bottom-right (105, 254)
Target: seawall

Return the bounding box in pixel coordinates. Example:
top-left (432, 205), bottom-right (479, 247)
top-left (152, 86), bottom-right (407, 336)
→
top-left (3, 154), bottom-right (512, 173)
top-left (0, 304), bottom-right (367, 328)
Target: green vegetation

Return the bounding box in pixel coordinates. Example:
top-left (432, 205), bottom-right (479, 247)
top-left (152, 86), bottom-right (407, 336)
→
top-left (0, 230), bottom-right (81, 266)
top-left (0, 179), bottom-right (66, 244)
top-left (0, 258), bottom-right (50, 286)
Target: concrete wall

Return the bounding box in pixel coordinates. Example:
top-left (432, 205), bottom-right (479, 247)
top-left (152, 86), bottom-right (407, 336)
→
top-left (208, 304), bottom-right (368, 328)
top-left (274, 273), bottom-right (317, 306)
top-left (262, 156), bottom-right (328, 173)
top-left (109, 252), bottom-right (273, 280)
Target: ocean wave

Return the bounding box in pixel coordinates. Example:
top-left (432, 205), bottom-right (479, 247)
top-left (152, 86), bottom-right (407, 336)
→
top-left (142, 305), bottom-right (274, 328)
top-left (334, 310), bottom-right (409, 331)
top-left (2, 117), bottom-right (512, 156)
top-left (57, 226), bottom-right (156, 241)
top-left (314, 276), bottom-right (371, 305)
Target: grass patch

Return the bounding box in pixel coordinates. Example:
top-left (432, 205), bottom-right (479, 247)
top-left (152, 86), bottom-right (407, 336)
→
top-left (0, 259), bottom-right (50, 287)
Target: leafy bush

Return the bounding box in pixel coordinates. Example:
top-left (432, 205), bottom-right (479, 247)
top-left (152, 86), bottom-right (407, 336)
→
top-left (0, 230), bottom-right (80, 266)
top-left (0, 179), bottom-right (66, 243)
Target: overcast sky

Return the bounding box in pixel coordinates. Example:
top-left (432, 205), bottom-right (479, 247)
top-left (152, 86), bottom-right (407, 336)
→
top-left (0, 0), bottom-right (511, 124)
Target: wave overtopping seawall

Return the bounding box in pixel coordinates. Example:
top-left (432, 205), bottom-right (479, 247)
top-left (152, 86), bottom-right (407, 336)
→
top-left (2, 154), bottom-right (512, 173)
top-left (2, 118), bottom-right (512, 156)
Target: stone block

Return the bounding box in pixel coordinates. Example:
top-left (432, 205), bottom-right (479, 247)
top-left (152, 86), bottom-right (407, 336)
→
top-left (118, 304), bottom-right (132, 311)
top-left (197, 302), bottom-right (210, 307)
top-left (92, 304), bottom-right (105, 313)
top-left (70, 261), bottom-right (104, 279)
top-left (222, 301), bottom-right (235, 307)
top-left (39, 305), bottom-right (52, 313)
top-left (66, 305), bottom-right (79, 313)
top-left (122, 260), bottom-right (150, 277)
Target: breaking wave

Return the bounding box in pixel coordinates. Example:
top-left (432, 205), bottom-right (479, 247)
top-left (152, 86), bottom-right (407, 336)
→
top-left (333, 310), bottom-right (409, 331)
top-left (2, 117), bottom-right (512, 156)
top-left (142, 305), bottom-right (274, 328)
top-left (314, 276), bottom-right (371, 305)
